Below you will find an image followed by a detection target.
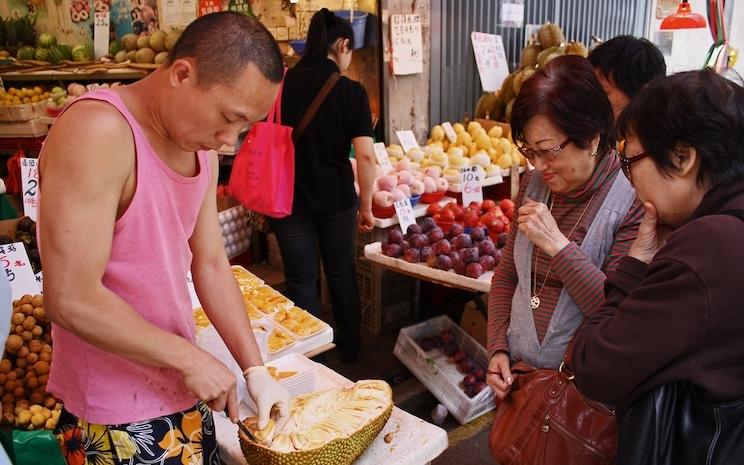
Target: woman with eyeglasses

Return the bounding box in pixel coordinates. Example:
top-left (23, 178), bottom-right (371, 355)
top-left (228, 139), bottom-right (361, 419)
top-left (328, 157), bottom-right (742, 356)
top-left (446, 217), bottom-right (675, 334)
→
top-left (571, 70), bottom-right (744, 464)
top-left (486, 55), bottom-right (644, 399)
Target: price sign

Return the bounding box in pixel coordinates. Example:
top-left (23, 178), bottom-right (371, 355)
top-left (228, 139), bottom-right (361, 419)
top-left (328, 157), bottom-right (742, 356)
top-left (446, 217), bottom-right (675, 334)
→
top-left (471, 32), bottom-right (510, 92)
top-left (390, 14), bottom-right (424, 75)
top-left (373, 143), bottom-right (394, 174)
top-left (501, 1), bottom-right (525, 28)
top-left (460, 166), bottom-right (484, 206)
top-left (0, 243), bottom-right (40, 299)
top-left (394, 198), bottom-right (415, 233)
top-left (441, 122), bottom-right (458, 143)
top-left (395, 130), bottom-right (420, 153)
top-left (35, 272), bottom-right (42, 293)
top-left (186, 271), bottom-right (201, 308)
top-left (93, 12), bottom-right (110, 60)
top-left (20, 158), bottom-right (38, 221)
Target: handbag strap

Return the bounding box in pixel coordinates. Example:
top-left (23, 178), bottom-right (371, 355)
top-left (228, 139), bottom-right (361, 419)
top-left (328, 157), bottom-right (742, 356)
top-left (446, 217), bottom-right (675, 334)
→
top-left (292, 72), bottom-right (340, 144)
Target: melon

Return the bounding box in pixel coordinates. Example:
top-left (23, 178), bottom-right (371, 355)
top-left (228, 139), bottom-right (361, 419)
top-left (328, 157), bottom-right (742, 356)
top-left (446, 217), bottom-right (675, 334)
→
top-left (36, 33), bottom-right (57, 48)
top-left (136, 35), bottom-right (150, 50)
top-left (121, 33), bottom-right (138, 51)
top-left (165, 30), bottom-right (182, 51)
top-left (240, 380), bottom-right (392, 465)
top-left (16, 46), bottom-right (35, 61)
top-left (149, 30), bottom-right (167, 52)
top-left (135, 48), bottom-right (155, 64)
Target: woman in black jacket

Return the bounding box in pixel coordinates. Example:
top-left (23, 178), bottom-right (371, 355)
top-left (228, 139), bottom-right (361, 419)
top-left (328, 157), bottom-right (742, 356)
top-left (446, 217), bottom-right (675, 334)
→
top-left (269, 9), bottom-right (376, 363)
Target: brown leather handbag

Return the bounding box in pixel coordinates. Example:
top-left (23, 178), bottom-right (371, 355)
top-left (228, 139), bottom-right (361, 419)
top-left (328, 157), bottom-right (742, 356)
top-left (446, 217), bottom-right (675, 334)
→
top-left (489, 361), bottom-right (617, 465)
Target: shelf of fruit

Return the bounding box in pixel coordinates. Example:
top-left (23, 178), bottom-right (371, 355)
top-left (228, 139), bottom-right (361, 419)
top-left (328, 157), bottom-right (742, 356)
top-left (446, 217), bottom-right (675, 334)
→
top-left (364, 199), bottom-right (515, 294)
top-left (192, 266), bottom-right (334, 362)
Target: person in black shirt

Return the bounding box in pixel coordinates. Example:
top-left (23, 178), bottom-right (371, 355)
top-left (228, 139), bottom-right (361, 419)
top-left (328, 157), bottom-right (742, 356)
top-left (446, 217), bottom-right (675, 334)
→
top-left (268, 8), bottom-right (376, 363)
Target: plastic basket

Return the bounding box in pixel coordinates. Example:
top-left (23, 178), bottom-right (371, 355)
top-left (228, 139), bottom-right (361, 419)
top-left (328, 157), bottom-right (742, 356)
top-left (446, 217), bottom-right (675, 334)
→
top-left (394, 315), bottom-right (496, 424)
top-left (334, 10), bottom-right (367, 49)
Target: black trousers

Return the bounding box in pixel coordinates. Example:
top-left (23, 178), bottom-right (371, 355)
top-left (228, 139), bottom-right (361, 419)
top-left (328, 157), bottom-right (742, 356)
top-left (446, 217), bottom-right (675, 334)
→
top-left (268, 205), bottom-right (360, 358)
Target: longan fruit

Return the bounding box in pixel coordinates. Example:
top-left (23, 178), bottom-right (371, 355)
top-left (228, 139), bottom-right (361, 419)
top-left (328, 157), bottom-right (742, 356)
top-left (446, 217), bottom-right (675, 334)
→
top-left (43, 397), bottom-right (56, 409)
top-left (41, 344), bottom-right (52, 354)
top-left (14, 405), bottom-right (25, 415)
top-left (32, 307), bottom-right (44, 321)
top-left (38, 375), bottom-right (49, 385)
top-left (22, 316), bottom-right (36, 331)
top-left (13, 368), bottom-right (25, 379)
top-left (6, 371), bottom-right (17, 381)
top-left (31, 295), bottom-right (42, 307)
top-left (26, 353), bottom-right (38, 365)
top-left (29, 392), bottom-right (44, 405)
top-left (21, 331), bottom-right (33, 342)
top-left (20, 295), bottom-right (33, 305)
top-left (5, 335), bottom-right (23, 353)
top-left (1, 393), bottom-right (14, 405)
top-left (12, 299), bottom-right (19, 308)
top-left (28, 340), bottom-right (42, 354)
top-left (45, 417), bottom-right (56, 429)
top-left (38, 353), bottom-right (51, 363)
top-left (0, 374), bottom-right (6, 385)
top-left (33, 361), bottom-right (50, 375)
top-left (31, 326), bottom-right (43, 338)
top-left (11, 313), bottom-right (24, 325)
top-left (13, 325), bottom-right (23, 335)
top-left (15, 359), bottom-right (27, 369)
top-left (26, 377), bottom-right (39, 389)
top-left (12, 386), bottom-right (24, 398)
top-left (19, 303), bottom-right (33, 315)
top-left (29, 405), bottom-right (42, 414)
top-left (17, 347), bottom-right (30, 359)
top-left (4, 380), bottom-right (15, 391)
top-left (0, 359), bottom-right (10, 374)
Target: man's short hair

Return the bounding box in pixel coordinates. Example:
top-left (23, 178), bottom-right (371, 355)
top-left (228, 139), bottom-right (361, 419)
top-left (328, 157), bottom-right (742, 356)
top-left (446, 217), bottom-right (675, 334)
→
top-left (167, 12), bottom-right (283, 85)
top-left (589, 35), bottom-right (666, 98)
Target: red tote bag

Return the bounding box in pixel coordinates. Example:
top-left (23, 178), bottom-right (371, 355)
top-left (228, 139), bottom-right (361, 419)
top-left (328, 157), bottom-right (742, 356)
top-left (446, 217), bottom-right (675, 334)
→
top-left (228, 76), bottom-right (295, 218)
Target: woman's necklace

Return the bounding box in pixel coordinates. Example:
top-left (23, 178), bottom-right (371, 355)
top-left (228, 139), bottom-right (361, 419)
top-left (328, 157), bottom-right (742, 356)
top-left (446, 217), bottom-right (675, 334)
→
top-left (530, 189), bottom-right (599, 310)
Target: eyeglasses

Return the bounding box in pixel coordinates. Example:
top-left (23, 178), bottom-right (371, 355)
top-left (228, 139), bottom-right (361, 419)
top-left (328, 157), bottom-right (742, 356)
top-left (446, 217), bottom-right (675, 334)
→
top-left (516, 139), bottom-right (571, 162)
top-left (618, 150), bottom-right (651, 184)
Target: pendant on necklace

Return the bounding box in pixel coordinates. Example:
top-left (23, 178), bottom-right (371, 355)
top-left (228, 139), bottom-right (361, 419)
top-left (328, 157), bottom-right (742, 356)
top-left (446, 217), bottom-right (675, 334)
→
top-left (530, 295), bottom-right (541, 310)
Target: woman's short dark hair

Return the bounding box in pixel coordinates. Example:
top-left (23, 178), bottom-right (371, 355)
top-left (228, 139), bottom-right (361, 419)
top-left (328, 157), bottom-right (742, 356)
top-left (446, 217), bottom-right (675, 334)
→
top-left (297, 8), bottom-right (354, 67)
top-left (511, 55), bottom-right (614, 156)
top-left (617, 69), bottom-right (744, 186)
top-left (168, 11), bottom-right (283, 85)
top-left (589, 35), bottom-right (666, 98)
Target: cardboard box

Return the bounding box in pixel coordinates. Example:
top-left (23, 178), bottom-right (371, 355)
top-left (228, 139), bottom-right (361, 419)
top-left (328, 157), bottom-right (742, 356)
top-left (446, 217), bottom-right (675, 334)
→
top-left (475, 118), bottom-right (511, 139)
top-left (460, 300), bottom-right (487, 349)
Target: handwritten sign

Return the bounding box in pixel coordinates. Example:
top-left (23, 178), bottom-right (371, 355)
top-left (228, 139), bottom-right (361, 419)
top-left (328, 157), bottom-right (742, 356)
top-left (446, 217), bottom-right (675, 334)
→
top-left (93, 12), bottom-right (110, 60)
top-left (20, 158), bottom-right (38, 221)
top-left (471, 32), bottom-right (510, 92)
top-left (441, 122), bottom-right (458, 143)
top-left (0, 243), bottom-right (40, 299)
top-left (390, 14), bottom-right (423, 75)
top-left (395, 130), bottom-right (420, 153)
top-left (501, 1), bottom-right (525, 28)
top-left (373, 143), bottom-right (394, 174)
top-left (394, 198), bottom-right (416, 233)
top-left (158, 0), bottom-right (197, 30)
top-left (460, 166), bottom-right (484, 206)
top-left (35, 272), bottom-right (42, 293)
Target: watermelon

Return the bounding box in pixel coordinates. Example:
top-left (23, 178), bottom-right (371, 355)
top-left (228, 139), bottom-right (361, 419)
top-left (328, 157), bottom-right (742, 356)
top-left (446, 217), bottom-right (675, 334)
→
top-left (47, 45), bottom-right (68, 64)
top-left (16, 45), bottom-right (34, 60)
top-left (71, 44), bottom-right (92, 62)
top-left (36, 32), bottom-right (57, 48)
top-left (34, 47), bottom-right (50, 62)
top-left (109, 41), bottom-right (122, 56)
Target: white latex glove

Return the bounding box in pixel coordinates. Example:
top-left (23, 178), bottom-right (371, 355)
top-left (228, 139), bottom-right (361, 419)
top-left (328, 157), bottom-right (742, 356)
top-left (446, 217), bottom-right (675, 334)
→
top-left (244, 366), bottom-right (291, 430)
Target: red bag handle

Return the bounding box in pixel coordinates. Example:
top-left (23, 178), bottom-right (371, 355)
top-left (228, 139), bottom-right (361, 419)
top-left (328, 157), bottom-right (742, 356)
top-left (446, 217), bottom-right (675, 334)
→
top-left (266, 68), bottom-right (288, 125)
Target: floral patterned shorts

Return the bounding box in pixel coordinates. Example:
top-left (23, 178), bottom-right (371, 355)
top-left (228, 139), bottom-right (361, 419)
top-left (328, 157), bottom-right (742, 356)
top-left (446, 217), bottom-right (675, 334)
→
top-left (54, 402), bottom-right (220, 465)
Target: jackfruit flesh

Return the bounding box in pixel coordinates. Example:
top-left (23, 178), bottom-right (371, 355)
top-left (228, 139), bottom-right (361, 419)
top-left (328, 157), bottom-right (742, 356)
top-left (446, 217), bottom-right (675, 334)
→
top-left (240, 380), bottom-right (393, 465)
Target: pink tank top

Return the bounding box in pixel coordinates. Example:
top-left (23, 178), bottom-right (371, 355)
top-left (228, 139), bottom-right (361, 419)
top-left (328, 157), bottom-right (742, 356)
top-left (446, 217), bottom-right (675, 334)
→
top-left (46, 89), bottom-right (211, 424)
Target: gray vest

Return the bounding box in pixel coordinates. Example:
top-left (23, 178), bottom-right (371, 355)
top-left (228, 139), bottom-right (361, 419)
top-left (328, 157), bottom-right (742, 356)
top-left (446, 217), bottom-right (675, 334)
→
top-left (507, 171), bottom-right (636, 369)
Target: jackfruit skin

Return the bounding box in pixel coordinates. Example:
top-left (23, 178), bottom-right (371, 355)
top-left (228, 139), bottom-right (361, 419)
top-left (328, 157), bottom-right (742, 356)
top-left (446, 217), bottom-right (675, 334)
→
top-left (520, 44), bottom-right (540, 69)
top-left (239, 405), bottom-right (393, 465)
top-left (538, 22), bottom-right (565, 49)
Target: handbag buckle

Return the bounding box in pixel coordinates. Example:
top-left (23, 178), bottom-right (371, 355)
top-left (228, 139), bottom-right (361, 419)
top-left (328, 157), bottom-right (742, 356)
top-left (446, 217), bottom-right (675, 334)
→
top-left (558, 362), bottom-right (575, 381)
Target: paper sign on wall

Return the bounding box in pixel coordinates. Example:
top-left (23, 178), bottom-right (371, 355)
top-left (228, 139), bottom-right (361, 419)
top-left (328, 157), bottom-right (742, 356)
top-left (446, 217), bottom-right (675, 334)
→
top-left (471, 32), bottom-right (510, 92)
top-left (390, 14), bottom-right (424, 75)
top-left (158, 0), bottom-right (197, 30)
top-left (460, 166), bottom-right (484, 206)
top-left (0, 243), bottom-right (40, 299)
top-left (394, 198), bottom-right (415, 233)
top-left (93, 12), bottom-right (110, 59)
top-left (395, 130), bottom-right (420, 153)
top-left (441, 122), bottom-right (458, 143)
top-left (373, 143), bottom-right (394, 174)
top-left (35, 272), bottom-right (42, 293)
top-left (20, 158), bottom-right (38, 221)
top-left (501, 1), bottom-right (525, 28)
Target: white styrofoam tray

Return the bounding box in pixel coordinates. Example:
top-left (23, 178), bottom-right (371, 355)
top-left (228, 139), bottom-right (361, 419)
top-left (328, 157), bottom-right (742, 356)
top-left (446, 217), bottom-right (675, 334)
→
top-left (211, 353), bottom-right (448, 465)
top-left (364, 242), bottom-right (493, 293)
top-left (394, 315), bottom-right (496, 424)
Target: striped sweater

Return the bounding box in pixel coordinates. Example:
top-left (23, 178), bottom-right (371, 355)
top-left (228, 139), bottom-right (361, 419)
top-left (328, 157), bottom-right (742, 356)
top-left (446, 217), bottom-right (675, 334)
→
top-left (487, 154), bottom-right (643, 356)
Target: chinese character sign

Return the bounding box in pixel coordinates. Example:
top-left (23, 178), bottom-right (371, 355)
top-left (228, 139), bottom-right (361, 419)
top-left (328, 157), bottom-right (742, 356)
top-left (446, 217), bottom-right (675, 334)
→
top-left (0, 242), bottom-right (40, 298)
top-left (394, 198), bottom-right (416, 233)
top-left (391, 14), bottom-right (423, 75)
top-left (471, 32), bottom-right (510, 92)
top-left (460, 166), bottom-right (484, 206)
top-left (20, 158), bottom-right (39, 221)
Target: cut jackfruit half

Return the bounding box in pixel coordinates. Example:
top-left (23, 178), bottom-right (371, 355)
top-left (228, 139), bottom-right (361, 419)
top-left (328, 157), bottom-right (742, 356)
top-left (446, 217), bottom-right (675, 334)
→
top-left (239, 380), bottom-right (393, 465)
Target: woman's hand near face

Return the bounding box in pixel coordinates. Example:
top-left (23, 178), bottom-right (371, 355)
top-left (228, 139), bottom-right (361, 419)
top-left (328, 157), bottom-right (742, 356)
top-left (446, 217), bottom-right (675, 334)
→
top-left (629, 202), bottom-right (673, 264)
top-left (517, 199), bottom-right (570, 257)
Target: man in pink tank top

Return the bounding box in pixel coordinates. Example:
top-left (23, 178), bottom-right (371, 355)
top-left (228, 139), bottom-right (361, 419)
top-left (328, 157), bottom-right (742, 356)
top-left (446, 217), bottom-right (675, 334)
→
top-left (38, 13), bottom-right (289, 465)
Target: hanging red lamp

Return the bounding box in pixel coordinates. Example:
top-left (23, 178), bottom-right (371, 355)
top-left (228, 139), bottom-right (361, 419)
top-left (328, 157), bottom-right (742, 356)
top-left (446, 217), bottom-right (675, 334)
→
top-left (660, 1), bottom-right (707, 29)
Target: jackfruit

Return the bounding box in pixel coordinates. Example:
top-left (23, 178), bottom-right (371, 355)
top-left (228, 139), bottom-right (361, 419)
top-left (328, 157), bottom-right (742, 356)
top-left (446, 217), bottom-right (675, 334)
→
top-left (538, 22), bottom-right (565, 49)
top-left (512, 68), bottom-right (536, 96)
top-left (240, 380), bottom-right (393, 465)
top-left (520, 44), bottom-right (541, 69)
top-left (565, 41), bottom-right (588, 57)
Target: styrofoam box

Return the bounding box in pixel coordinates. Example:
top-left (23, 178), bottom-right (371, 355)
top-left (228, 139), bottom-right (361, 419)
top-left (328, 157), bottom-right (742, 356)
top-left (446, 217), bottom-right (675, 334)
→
top-left (394, 315), bottom-right (496, 424)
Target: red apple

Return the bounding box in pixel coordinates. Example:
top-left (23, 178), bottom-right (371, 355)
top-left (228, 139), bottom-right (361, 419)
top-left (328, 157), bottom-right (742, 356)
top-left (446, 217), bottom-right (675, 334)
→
top-left (454, 206), bottom-right (465, 222)
top-left (482, 199), bottom-right (497, 211)
top-left (488, 217), bottom-right (505, 234)
top-left (464, 212), bottom-right (479, 228)
top-left (427, 202), bottom-right (442, 216)
top-left (468, 201), bottom-right (482, 212)
top-left (441, 209), bottom-right (455, 222)
top-left (500, 199), bottom-right (515, 211)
